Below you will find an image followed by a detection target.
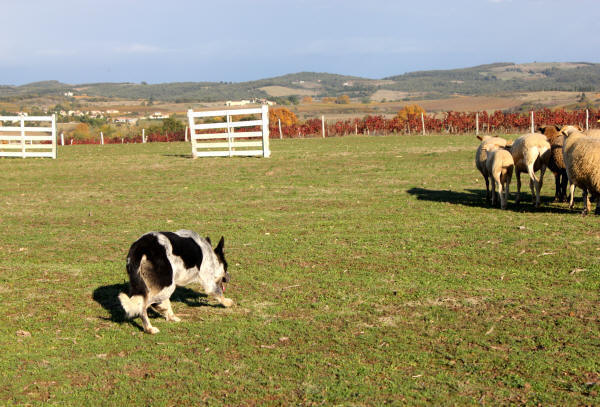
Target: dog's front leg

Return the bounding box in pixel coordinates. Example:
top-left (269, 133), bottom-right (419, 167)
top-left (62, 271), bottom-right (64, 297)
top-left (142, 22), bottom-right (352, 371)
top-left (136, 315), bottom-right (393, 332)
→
top-left (215, 294), bottom-right (234, 308)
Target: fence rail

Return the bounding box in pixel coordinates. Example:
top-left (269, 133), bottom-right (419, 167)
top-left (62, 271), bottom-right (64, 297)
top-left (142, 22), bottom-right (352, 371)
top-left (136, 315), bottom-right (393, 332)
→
top-left (0, 115), bottom-right (56, 159)
top-left (187, 106), bottom-right (270, 158)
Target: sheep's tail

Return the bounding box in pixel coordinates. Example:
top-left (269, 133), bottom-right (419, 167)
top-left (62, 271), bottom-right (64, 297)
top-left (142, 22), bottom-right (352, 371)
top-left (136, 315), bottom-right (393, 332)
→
top-left (526, 146), bottom-right (546, 183)
top-left (118, 293), bottom-right (144, 319)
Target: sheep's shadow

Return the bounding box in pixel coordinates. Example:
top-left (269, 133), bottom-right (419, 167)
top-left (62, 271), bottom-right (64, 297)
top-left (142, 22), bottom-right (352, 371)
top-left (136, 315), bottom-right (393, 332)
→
top-left (92, 283), bottom-right (213, 329)
top-left (162, 154), bottom-right (193, 159)
top-left (406, 187), bottom-right (576, 214)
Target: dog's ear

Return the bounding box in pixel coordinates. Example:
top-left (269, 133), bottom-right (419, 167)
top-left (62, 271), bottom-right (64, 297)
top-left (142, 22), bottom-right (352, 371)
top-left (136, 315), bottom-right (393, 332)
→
top-left (537, 126), bottom-right (545, 133)
top-left (216, 236), bottom-right (225, 254)
top-left (554, 124), bottom-right (561, 132)
top-left (205, 236), bottom-right (212, 246)
top-left (476, 135), bottom-right (483, 141)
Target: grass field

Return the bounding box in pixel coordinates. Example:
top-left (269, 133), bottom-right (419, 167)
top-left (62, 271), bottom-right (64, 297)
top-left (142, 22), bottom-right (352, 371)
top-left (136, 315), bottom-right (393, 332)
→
top-left (1, 135), bottom-right (599, 405)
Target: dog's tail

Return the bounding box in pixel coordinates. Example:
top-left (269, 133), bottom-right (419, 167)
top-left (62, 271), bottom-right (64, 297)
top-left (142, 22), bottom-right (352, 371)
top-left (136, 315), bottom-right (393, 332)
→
top-left (118, 292), bottom-right (144, 319)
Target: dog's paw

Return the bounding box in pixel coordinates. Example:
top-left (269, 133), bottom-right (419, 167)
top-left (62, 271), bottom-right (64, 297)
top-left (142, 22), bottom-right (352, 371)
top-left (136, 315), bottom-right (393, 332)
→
top-left (168, 315), bottom-right (181, 322)
top-left (145, 326), bottom-right (160, 334)
top-left (221, 298), bottom-right (234, 308)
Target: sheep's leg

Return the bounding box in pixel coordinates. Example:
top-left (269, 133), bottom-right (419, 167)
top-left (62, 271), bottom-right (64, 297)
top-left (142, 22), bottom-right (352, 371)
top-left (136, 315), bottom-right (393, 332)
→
top-left (525, 160), bottom-right (542, 207)
top-left (490, 175), bottom-right (497, 206)
top-left (484, 175), bottom-right (490, 204)
top-left (503, 169), bottom-right (512, 209)
top-left (582, 189), bottom-right (590, 215)
top-left (515, 171), bottom-right (522, 204)
top-left (497, 176), bottom-right (505, 209)
top-left (569, 182), bottom-right (576, 209)
top-left (559, 172), bottom-right (568, 203)
top-left (553, 173), bottom-right (561, 202)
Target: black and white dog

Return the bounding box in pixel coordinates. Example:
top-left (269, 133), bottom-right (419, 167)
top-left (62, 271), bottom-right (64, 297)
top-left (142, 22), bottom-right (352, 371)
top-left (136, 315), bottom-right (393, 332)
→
top-left (118, 230), bottom-right (233, 334)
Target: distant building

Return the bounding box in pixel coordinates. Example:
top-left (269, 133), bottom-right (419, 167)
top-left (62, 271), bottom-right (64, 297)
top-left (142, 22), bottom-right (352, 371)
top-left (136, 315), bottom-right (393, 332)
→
top-left (226, 100), bottom-right (251, 107)
top-left (149, 112), bottom-right (169, 119)
top-left (64, 91), bottom-right (74, 97)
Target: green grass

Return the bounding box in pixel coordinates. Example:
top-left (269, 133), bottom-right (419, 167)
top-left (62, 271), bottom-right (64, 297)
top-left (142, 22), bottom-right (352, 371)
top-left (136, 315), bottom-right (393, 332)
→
top-left (0, 135), bottom-right (599, 405)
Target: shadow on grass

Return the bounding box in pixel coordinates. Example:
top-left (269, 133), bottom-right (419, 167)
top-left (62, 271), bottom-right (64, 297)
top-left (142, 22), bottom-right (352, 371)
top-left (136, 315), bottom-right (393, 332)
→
top-left (92, 284), bottom-right (212, 330)
top-left (161, 154), bottom-right (193, 159)
top-left (406, 187), bottom-right (575, 214)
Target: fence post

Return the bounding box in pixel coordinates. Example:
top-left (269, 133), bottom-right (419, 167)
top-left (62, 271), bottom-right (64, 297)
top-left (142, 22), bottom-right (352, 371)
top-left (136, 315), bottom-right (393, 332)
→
top-left (586, 109), bottom-right (589, 131)
top-left (530, 111), bottom-right (534, 133)
top-left (101, 132), bottom-right (104, 145)
top-left (20, 116), bottom-right (25, 158)
top-left (184, 126), bottom-right (188, 142)
top-left (51, 114), bottom-right (56, 159)
top-left (476, 112), bottom-right (479, 135)
top-left (321, 115), bottom-right (325, 138)
top-left (61, 132), bottom-right (65, 146)
top-left (278, 119), bottom-right (282, 139)
top-left (142, 128), bottom-right (145, 143)
top-left (355, 123), bottom-right (358, 135)
top-left (226, 112), bottom-right (233, 157)
top-left (261, 105), bottom-right (270, 158)
top-left (421, 112), bottom-right (425, 135)
top-left (187, 109), bottom-right (197, 159)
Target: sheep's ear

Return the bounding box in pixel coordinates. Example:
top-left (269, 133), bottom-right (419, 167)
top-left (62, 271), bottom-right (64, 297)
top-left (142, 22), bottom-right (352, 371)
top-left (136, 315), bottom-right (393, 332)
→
top-left (554, 125), bottom-right (561, 131)
top-left (476, 135), bottom-right (483, 141)
top-left (536, 126), bottom-right (544, 133)
top-left (576, 125), bottom-right (584, 131)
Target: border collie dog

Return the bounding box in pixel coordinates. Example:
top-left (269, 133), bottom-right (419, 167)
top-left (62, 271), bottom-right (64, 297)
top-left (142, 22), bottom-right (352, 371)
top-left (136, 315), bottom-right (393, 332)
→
top-left (118, 230), bottom-right (233, 334)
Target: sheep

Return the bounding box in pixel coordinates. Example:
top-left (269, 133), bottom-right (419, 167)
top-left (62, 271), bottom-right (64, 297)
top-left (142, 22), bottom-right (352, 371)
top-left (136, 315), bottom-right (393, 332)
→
top-left (561, 125), bottom-right (600, 215)
top-left (475, 135), bottom-right (509, 203)
top-left (486, 147), bottom-right (514, 209)
top-left (509, 133), bottom-right (551, 207)
top-left (537, 125), bottom-right (568, 202)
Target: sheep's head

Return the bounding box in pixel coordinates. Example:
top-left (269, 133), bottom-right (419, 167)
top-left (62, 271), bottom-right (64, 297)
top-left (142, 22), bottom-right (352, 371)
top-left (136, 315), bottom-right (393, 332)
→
top-left (537, 125), bottom-right (561, 137)
top-left (560, 125), bottom-right (584, 138)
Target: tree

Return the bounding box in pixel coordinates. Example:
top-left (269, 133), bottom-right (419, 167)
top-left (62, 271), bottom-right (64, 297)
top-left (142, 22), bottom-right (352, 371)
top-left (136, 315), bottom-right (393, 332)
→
top-left (269, 107), bottom-right (298, 126)
top-left (336, 95), bottom-right (350, 104)
top-left (397, 104), bottom-right (426, 122)
top-left (162, 116), bottom-right (185, 133)
top-left (70, 123), bottom-right (91, 140)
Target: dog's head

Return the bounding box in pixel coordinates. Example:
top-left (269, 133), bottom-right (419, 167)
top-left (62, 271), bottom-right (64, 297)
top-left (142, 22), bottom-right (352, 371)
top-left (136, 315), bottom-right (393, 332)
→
top-left (207, 236), bottom-right (229, 292)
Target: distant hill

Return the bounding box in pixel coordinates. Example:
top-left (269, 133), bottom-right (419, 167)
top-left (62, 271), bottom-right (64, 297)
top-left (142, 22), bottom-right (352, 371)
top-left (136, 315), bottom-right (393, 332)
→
top-left (1, 62), bottom-right (599, 103)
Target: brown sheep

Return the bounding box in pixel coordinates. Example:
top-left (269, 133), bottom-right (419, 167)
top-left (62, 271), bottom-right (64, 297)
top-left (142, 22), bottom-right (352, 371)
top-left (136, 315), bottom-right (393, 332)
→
top-left (537, 125), bottom-right (568, 202)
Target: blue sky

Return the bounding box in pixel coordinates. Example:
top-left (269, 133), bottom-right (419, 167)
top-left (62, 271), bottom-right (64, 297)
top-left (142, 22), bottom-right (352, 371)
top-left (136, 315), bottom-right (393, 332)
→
top-left (1, 0), bottom-right (599, 85)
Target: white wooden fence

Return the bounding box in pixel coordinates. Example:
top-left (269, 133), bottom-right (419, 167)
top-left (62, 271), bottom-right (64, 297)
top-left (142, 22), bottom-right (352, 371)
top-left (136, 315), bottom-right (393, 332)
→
top-left (0, 115), bottom-right (57, 159)
top-left (187, 106), bottom-right (270, 158)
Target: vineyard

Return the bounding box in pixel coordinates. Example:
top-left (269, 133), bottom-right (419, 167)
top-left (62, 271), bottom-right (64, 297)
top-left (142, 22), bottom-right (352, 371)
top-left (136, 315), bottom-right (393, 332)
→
top-left (64, 108), bottom-right (600, 145)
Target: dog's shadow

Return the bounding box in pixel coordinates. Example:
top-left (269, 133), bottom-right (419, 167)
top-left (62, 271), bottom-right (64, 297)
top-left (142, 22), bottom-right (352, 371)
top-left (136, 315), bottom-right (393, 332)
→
top-left (92, 283), bottom-right (213, 329)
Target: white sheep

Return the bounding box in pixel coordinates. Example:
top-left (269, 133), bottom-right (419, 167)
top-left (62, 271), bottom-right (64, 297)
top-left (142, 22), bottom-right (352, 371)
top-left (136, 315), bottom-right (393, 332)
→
top-left (561, 125), bottom-right (600, 214)
top-left (475, 135), bottom-right (508, 203)
top-left (510, 133), bottom-right (551, 207)
top-left (486, 147), bottom-right (514, 209)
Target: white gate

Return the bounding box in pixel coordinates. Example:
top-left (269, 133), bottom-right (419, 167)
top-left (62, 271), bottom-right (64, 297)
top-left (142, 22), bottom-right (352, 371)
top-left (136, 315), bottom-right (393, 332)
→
top-left (0, 115), bottom-right (57, 159)
top-left (187, 106), bottom-right (270, 158)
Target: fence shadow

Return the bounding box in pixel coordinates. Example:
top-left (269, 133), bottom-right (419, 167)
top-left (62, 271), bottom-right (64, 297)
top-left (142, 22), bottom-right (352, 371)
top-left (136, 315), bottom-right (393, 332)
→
top-left (406, 187), bottom-right (575, 214)
top-left (161, 154), bottom-right (193, 159)
top-left (92, 284), bottom-right (213, 331)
